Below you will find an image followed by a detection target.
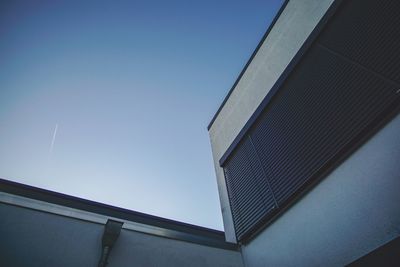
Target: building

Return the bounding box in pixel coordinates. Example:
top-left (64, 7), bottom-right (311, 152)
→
top-left (1, 0), bottom-right (399, 266)
top-left (0, 178), bottom-right (241, 267)
top-left (208, 0), bottom-right (400, 266)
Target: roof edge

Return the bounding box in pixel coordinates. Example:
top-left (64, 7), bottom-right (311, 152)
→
top-left (207, 0), bottom-right (290, 131)
top-left (0, 178), bottom-right (238, 250)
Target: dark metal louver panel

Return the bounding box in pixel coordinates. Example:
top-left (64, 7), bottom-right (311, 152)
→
top-left (318, 0), bottom-right (400, 84)
top-left (224, 137), bottom-right (276, 240)
top-left (222, 0), bottom-right (400, 241)
top-left (250, 45), bottom-right (398, 205)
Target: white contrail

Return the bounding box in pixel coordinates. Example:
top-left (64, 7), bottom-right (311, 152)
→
top-left (49, 123), bottom-right (58, 154)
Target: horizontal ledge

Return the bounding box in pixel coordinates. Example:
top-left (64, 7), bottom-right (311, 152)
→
top-left (0, 178), bottom-right (237, 250)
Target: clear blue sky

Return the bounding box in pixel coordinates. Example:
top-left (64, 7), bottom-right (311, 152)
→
top-left (0, 0), bottom-right (283, 230)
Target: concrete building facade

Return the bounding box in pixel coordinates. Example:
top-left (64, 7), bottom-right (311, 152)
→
top-left (208, 0), bottom-right (400, 266)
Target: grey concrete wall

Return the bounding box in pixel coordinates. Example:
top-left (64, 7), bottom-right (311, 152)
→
top-left (208, 0), bottom-right (335, 242)
top-left (241, 113), bottom-right (400, 267)
top-left (0, 204), bottom-right (243, 267)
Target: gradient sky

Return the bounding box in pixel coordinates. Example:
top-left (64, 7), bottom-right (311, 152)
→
top-left (0, 0), bottom-right (284, 230)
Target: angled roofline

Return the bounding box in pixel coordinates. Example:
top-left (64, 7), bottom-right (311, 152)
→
top-left (207, 0), bottom-right (290, 131)
top-left (0, 178), bottom-right (238, 250)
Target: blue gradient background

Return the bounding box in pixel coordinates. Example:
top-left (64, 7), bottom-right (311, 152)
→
top-left (0, 0), bottom-right (283, 230)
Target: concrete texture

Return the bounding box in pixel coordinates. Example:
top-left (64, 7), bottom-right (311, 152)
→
top-left (241, 114), bottom-right (400, 267)
top-left (0, 204), bottom-right (243, 267)
top-left (208, 0), bottom-right (335, 242)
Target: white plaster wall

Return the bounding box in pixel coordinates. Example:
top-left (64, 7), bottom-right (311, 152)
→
top-left (208, 0), bottom-right (335, 242)
top-left (0, 204), bottom-right (244, 267)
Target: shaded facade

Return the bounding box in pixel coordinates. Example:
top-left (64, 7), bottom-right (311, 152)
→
top-left (0, 179), bottom-right (242, 267)
top-left (208, 0), bottom-right (400, 266)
